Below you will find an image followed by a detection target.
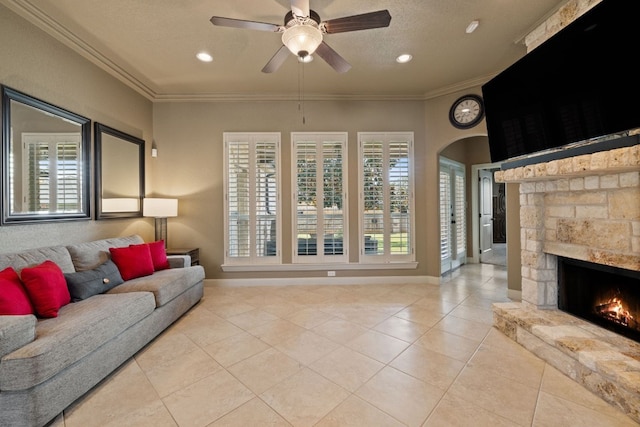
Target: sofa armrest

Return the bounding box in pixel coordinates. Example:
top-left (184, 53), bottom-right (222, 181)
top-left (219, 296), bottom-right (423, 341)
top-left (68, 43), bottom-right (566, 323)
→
top-left (0, 315), bottom-right (37, 359)
top-left (167, 255), bottom-right (191, 269)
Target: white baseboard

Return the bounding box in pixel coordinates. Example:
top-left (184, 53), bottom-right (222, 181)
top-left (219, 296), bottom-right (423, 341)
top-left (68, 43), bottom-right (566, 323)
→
top-left (204, 275), bottom-right (441, 288)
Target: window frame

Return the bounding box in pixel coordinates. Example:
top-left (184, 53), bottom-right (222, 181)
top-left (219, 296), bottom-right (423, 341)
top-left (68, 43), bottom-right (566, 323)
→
top-left (223, 132), bottom-right (281, 265)
top-left (358, 132), bottom-right (415, 263)
top-left (291, 132), bottom-right (348, 264)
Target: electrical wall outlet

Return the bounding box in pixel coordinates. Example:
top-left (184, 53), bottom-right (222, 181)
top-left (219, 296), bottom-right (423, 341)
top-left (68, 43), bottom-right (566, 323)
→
top-left (327, 271), bottom-right (336, 277)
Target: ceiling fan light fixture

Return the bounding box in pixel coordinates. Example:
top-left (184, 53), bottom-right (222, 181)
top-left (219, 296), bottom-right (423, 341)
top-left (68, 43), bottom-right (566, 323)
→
top-left (298, 54), bottom-right (313, 63)
top-left (282, 24), bottom-right (323, 57)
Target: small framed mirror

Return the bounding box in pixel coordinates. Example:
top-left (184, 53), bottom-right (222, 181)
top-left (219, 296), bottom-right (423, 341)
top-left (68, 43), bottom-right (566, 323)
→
top-left (1, 86), bottom-right (91, 224)
top-left (95, 123), bottom-right (144, 219)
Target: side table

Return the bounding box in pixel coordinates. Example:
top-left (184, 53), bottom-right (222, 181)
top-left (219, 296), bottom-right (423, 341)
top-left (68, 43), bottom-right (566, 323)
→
top-left (166, 248), bottom-right (200, 266)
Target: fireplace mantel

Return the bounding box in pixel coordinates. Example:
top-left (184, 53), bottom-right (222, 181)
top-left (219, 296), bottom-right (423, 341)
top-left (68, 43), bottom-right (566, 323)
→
top-left (495, 142), bottom-right (640, 185)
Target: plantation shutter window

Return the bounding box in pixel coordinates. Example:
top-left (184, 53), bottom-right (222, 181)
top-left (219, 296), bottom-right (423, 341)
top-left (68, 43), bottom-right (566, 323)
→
top-left (224, 133), bottom-right (280, 265)
top-left (358, 132), bottom-right (415, 263)
top-left (292, 133), bottom-right (348, 263)
top-left (440, 157), bottom-right (466, 273)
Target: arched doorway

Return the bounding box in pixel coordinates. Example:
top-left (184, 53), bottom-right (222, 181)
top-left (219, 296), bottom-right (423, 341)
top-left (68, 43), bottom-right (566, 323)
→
top-left (439, 135), bottom-right (506, 274)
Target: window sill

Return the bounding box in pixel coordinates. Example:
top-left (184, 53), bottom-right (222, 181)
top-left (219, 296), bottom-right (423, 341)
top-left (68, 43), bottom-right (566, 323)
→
top-left (221, 262), bottom-right (418, 273)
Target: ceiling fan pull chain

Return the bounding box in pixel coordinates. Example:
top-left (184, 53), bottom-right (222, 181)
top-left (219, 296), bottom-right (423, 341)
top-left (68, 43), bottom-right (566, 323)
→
top-left (298, 60), bottom-right (301, 112)
top-left (302, 60), bottom-right (306, 125)
top-left (297, 59), bottom-right (306, 124)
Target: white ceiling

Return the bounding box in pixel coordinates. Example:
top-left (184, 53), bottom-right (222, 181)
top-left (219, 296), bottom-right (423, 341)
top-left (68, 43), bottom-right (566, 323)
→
top-left (2, 0), bottom-right (567, 100)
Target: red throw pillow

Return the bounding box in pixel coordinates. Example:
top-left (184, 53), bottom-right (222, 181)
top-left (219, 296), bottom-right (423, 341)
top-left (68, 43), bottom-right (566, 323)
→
top-left (109, 244), bottom-right (154, 281)
top-left (0, 267), bottom-right (34, 315)
top-left (20, 261), bottom-right (70, 318)
top-left (147, 240), bottom-right (170, 271)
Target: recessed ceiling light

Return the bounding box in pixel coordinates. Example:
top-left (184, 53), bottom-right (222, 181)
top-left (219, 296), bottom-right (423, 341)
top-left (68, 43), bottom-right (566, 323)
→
top-left (196, 52), bottom-right (213, 62)
top-left (466, 20), bottom-right (479, 34)
top-left (396, 54), bottom-right (413, 63)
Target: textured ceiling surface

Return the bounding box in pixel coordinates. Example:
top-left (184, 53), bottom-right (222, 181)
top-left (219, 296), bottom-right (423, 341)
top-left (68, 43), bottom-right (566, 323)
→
top-left (2, 0), bottom-right (567, 100)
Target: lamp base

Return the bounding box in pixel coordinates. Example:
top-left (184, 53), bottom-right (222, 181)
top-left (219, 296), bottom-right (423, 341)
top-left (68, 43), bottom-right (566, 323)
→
top-left (154, 217), bottom-right (168, 248)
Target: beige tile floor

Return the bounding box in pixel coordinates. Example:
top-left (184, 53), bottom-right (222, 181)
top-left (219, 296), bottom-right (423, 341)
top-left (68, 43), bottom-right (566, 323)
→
top-left (55, 264), bottom-right (640, 427)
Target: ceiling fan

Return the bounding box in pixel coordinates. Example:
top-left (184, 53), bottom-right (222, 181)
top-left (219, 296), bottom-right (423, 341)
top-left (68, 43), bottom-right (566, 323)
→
top-left (210, 0), bottom-right (391, 73)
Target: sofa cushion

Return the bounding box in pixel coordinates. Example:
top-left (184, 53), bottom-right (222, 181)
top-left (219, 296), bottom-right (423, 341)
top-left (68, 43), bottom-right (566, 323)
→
top-left (0, 315), bottom-right (36, 359)
top-left (0, 267), bottom-right (33, 315)
top-left (64, 259), bottom-right (124, 302)
top-left (107, 265), bottom-right (205, 307)
top-left (109, 244), bottom-right (155, 281)
top-left (148, 240), bottom-right (170, 271)
top-left (0, 246), bottom-right (76, 274)
top-left (66, 235), bottom-right (144, 272)
top-left (0, 292), bottom-right (155, 391)
top-left (20, 261), bottom-right (71, 318)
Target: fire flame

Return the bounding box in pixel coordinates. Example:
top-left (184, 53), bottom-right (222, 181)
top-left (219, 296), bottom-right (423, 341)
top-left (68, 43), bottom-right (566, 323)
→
top-left (595, 297), bottom-right (635, 327)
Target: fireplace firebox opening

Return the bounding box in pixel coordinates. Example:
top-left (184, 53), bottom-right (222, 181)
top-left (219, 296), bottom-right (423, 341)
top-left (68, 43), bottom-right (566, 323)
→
top-left (558, 257), bottom-right (640, 343)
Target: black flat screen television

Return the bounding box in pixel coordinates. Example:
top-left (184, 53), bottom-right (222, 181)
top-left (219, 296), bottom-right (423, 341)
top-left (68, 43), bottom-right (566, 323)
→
top-left (482, 0), bottom-right (640, 165)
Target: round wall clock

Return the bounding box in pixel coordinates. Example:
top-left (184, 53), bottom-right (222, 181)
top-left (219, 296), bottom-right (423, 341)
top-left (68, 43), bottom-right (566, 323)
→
top-left (449, 94), bottom-right (485, 129)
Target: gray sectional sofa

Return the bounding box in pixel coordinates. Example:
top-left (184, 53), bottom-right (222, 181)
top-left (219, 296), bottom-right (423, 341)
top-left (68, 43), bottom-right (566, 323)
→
top-left (0, 235), bottom-right (205, 427)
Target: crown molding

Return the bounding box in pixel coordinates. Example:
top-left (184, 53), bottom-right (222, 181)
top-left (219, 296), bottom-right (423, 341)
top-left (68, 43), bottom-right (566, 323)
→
top-left (152, 92), bottom-right (428, 103)
top-left (423, 73), bottom-right (496, 100)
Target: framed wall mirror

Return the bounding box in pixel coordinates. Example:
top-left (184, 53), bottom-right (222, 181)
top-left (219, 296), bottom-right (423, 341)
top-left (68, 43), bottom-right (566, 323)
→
top-left (95, 123), bottom-right (144, 219)
top-left (1, 86), bottom-right (91, 224)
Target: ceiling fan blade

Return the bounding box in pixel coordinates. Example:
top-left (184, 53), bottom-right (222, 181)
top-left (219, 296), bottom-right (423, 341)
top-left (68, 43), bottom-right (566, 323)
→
top-left (323, 10), bottom-right (391, 34)
top-left (210, 16), bottom-right (280, 32)
top-left (315, 41), bottom-right (351, 73)
top-left (290, 0), bottom-right (310, 17)
top-left (262, 45), bottom-right (291, 73)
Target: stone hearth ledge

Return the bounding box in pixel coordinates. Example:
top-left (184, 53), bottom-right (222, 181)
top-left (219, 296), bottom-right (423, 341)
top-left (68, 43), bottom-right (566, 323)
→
top-left (493, 302), bottom-right (640, 424)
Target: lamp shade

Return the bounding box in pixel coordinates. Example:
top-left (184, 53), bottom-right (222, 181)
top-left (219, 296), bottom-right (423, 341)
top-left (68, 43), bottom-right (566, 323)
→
top-left (143, 198), bottom-right (178, 218)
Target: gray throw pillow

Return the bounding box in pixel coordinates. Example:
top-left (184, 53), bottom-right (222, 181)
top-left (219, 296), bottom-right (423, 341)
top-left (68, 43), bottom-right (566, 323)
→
top-left (64, 259), bottom-right (124, 302)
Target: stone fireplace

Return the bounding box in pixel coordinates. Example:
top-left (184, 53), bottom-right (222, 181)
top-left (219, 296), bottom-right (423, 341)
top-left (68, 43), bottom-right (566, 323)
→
top-left (492, 142), bottom-right (640, 423)
top-left (499, 141), bottom-right (640, 309)
top-left (487, 0), bottom-right (640, 422)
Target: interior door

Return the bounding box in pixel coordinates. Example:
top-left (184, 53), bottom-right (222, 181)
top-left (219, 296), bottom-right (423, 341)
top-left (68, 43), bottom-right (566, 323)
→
top-left (479, 169), bottom-right (494, 262)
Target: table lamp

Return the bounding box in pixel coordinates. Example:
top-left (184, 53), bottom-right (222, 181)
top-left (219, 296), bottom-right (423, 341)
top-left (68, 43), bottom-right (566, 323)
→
top-left (143, 198), bottom-right (178, 248)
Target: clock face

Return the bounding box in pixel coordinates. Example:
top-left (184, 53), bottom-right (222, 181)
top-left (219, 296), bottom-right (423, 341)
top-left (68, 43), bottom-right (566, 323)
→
top-left (449, 94), bottom-right (484, 129)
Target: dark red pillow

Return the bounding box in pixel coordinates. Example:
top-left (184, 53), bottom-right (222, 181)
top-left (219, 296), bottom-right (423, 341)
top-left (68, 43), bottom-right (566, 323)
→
top-left (20, 261), bottom-right (70, 318)
top-left (0, 267), bottom-right (34, 315)
top-left (147, 241), bottom-right (170, 271)
top-left (109, 244), bottom-right (154, 281)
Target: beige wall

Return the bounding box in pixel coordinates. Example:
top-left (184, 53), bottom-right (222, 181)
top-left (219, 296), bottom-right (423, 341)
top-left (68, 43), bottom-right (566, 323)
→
top-left (1, 5), bottom-right (517, 281)
top-left (152, 100), bottom-right (433, 279)
top-left (0, 5), bottom-right (154, 252)
top-left (152, 93), bottom-right (496, 279)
